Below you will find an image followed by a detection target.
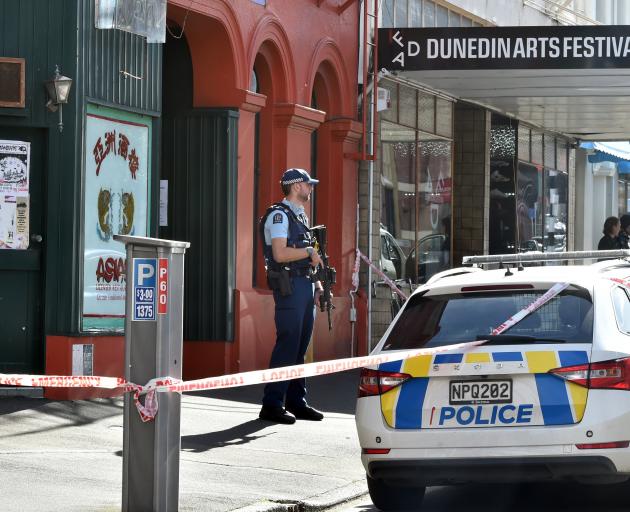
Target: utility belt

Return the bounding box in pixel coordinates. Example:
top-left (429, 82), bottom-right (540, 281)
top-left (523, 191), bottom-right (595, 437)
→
top-left (266, 266), bottom-right (313, 296)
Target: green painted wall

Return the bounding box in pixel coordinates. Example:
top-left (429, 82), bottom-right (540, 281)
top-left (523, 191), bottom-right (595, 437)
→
top-left (0, 0), bottom-right (162, 343)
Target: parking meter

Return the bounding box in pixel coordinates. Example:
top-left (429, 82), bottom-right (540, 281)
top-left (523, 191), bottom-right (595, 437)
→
top-left (114, 235), bottom-right (190, 512)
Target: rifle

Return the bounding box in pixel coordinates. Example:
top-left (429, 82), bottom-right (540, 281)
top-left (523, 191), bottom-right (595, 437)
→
top-left (310, 225), bottom-right (336, 330)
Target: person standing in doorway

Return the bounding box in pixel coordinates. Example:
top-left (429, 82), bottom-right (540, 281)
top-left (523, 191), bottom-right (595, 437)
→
top-left (258, 168), bottom-right (326, 424)
top-left (598, 216), bottom-right (621, 250)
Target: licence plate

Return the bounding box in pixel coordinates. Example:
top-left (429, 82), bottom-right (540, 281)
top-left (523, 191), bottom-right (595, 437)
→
top-left (449, 379), bottom-right (512, 405)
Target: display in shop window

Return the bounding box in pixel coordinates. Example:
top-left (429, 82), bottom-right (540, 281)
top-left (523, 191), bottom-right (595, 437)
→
top-left (0, 140), bottom-right (30, 249)
top-left (82, 106), bottom-right (151, 331)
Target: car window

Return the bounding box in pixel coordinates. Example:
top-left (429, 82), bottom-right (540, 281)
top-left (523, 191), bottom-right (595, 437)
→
top-left (380, 236), bottom-right (390, 260)
top-left (381, 289), bottom-right (594, 351)
top-left (612, 287), bottom-right (630, 334)
top-left (386, 235), bottom-right (399, 261)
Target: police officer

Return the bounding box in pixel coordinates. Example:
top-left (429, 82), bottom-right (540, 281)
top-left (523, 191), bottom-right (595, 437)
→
top-left (258, 168), bottom-right (326, 424)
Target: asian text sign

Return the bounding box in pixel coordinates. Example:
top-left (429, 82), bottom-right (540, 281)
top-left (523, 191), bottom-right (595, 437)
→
top-left (82, 106), bottom-right (151, 331)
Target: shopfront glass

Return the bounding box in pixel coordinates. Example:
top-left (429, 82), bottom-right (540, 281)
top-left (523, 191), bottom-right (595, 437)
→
top-left (619, 178), bottom-right (630, 217)
top-left (489, 116), bottom-right (517, 254)
top-left (515, 127), bottom-right (569, 253)
top-left (380, 116), bottom-right (452, 284)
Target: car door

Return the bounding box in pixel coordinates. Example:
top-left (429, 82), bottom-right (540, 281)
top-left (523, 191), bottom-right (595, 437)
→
top-left (380, 234), bottom-right (397, 280)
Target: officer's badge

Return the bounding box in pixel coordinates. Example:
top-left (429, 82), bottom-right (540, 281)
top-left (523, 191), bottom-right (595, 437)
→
top-left (273, 213), bottom-right (283, 224)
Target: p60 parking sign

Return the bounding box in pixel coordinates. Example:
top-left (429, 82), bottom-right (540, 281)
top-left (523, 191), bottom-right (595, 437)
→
top-left (133, 258), bottom-right (157, 321)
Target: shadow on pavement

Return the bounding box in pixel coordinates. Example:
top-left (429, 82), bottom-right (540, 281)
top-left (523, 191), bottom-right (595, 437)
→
top-left (181, 419), bottom-right (272, 453)
top-left (0, 396), bottom-right (50, 416)
top-left (192, 369), bottom-right (360, 416)
top-left (0, 397), bottom-right (123, 437)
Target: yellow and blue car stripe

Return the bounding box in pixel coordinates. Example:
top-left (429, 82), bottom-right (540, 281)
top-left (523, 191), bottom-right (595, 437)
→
top-left (378, 350), bottom-right (589, 429)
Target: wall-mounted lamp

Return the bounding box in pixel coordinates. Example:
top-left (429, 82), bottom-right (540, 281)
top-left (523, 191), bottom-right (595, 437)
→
top-left (44, 65), bottom-right (73, 132)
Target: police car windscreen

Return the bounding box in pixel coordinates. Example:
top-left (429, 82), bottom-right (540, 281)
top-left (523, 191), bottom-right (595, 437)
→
top-left (381, 290), bottom-right (593, 351)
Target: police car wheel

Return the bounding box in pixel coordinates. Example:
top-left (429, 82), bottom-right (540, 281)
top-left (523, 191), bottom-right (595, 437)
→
top-left (367, 474), bottom-right (426, 511)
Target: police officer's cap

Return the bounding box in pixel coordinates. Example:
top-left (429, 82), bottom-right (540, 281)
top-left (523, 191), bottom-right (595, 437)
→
top-left (280, 168), bottom-right (319, 186)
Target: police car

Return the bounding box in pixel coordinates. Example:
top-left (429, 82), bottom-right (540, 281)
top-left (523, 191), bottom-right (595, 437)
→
top-left (355, 250), bottom-right (630, 511)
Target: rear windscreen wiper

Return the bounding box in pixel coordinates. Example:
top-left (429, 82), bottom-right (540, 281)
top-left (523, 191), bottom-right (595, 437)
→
top-left (476, 334), bottom-right (567, 345)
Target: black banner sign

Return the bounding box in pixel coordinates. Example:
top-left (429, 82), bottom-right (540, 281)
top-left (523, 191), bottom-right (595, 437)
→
top-left (378, 25), bottom-right (630, 71)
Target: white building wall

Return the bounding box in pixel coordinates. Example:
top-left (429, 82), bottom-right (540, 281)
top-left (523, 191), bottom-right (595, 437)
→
top-left (445, 0), bottom-right (559, 25)
top-left (571, 148), bottom-right (627, 251)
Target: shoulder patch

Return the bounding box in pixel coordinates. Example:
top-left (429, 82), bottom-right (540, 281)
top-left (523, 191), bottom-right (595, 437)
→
top-left (273, 213), bottom-right (284, 224)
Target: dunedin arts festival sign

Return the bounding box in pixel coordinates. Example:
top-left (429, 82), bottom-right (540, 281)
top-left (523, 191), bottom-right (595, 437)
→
top-left (379, 25), bottom-right (630, 71)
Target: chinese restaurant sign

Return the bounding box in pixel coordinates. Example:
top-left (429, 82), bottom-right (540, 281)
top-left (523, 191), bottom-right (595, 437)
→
top-left (379, 25), bottom-right (630, 71)
top-left (0, 140), bottom-right (29, 249)
top-left (82, 105), bottom-right (151, 331)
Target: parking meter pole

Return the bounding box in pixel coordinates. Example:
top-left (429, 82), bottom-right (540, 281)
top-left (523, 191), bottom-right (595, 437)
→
top-left (115, 235), bottom-right (190, 512)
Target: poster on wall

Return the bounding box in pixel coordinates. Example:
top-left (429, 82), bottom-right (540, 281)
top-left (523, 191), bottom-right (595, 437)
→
top-left (0, 140), bottom-right (30, 249)
top-left (82, 106), bottom-right (151, 331)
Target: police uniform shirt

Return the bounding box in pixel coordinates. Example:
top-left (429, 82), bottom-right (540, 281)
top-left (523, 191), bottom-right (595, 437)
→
top-left (264, 198), bottom-right (309, 245)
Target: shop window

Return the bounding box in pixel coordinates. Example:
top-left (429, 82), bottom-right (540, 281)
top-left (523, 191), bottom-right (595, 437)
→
top-left (544, 135), bottom-right (556, 169)
top-left (516, 162), bottom-right (542, 253)
top-left (435, 98), bottom-right (452, 138)
top-left (382, 185), bottom-right (397, 235)
top-left (518, 126), bottom-right (530, 162)
top-left (423, 0), bottom-right (435, 27)
top-left (399, 85), bottom-right (417, 128)
top-left (410, 0), bottom-right (422, 26)
top-left (489, 115), bottom-right (517, 254)
top-left (382, 0), bottom-right (394, 27)
top-left (618, 178), bottom-right (630, 217)
top-left (448, 9), bottom-right (461, 27)
top-left (436, 5), bottom-right (448, 27)
top-left (417, 93), bottom-right (435, 133)
top-left (557, 139), bottom-right (568, 172)
top-left (543, 168), bottom-right (567, 253)
top-left (461, 16), bottom-right (472, 27)
top-left (380, 79), bottom-right (398, 124)
top-left (531, 131), bottom-right (543, 165)
top-left (396, 0), bottom-right (408, 27)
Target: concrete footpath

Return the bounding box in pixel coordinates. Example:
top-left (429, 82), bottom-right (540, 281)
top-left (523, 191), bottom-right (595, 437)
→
top-left (0, 370), bottom-right (368, 512)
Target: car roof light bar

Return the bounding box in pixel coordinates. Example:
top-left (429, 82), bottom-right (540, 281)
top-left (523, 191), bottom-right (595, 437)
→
top-left (462, 250), bottom-right (630, 265)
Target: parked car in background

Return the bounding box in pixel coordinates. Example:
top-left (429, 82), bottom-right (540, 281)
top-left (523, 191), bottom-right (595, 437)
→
top-left (404, 234), bottom-right (448, 284)
top-left (380, 226), bottom-right (405, 280)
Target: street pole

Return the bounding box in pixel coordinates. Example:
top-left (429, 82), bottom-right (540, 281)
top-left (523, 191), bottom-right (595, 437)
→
top-left (115, 235), bottom-right (190, 512)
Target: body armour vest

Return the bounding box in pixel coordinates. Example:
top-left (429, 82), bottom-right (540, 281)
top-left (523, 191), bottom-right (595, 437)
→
top-left (260, 202), bottom-right (314, 273)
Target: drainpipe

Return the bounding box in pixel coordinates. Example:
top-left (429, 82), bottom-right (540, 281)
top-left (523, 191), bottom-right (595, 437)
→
top-left (367, 105), bottom-right (374, 352)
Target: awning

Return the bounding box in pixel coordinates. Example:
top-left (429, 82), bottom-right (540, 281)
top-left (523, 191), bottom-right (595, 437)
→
top-left (580, 141), bottom-right (630, 174)
top-left (379, 26), bottom-right (630, 141)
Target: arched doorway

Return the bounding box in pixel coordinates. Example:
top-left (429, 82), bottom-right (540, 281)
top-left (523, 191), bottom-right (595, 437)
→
top-left (161, 19), bottom-right (238, 343)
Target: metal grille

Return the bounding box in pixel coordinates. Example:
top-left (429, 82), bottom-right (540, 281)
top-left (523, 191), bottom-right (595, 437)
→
top-left (399, 84), bottom-right (417, 128)
top-left (518, 126), bottom-right (530, 161)
top-left (544, 135), bottom-right (556, 169)
top-left (531, 131), bottom-right (544, 165)
top-left (417, 92), bottom-right (435, 133)
top-left (435, 98), bottom-right (452, 138)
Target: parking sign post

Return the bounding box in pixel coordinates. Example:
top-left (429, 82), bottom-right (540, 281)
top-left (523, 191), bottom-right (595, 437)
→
top-left (114, 235), bottom-right (190, 512)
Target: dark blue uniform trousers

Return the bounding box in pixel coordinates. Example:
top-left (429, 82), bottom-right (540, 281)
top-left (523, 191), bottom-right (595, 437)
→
top-left (262, 276), bottom-right (315, 409)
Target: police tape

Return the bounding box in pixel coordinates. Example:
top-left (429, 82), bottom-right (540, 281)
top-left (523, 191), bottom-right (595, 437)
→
top-left (491, 282), bottom-right (570, 335)
top-left (0, 340), bottom-right (487, 422)
top-left (0, 282), bottom-right (568, 422)
top-left (353, 249), bottom-right (408, 301)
